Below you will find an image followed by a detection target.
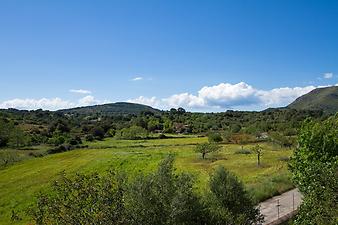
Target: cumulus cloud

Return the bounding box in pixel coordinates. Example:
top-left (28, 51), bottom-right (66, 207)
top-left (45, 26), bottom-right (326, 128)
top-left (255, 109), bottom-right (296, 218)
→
top-left (131, 77), bottom-right (143, 81)
top-left (256, 86), bottom-right (317, 107)
top-left (323, 72), bottom-right (333, 79)
top-left (127, 96), bottom-right (160, 107)
top-left (0, 95), bottom-right (110, 111)
top-left (128, 82), bottom-right (334, 111)
top-left (69, 89), bottom-right (92, 94)
top-left (2, 82), bottom-right (336, 112)
top-left (0, 98), bottom-right (75, 111)
top-left (198, 82), bottom-right (258, 107)
top-left (165, 93), bottom-right (205, 108)
top-left (78, 95), bottom-right (100, 106)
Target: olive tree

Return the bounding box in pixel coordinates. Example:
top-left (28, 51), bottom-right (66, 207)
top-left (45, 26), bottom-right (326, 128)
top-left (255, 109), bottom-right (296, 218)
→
top-left (252, 144), bottom-right (263, 167)
top-left (195, 143), bottom-right (221, 159)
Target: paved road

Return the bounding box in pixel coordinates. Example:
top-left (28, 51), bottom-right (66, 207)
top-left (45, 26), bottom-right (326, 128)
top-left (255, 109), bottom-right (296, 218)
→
top-left (259, 188), bottom-right (302, 225)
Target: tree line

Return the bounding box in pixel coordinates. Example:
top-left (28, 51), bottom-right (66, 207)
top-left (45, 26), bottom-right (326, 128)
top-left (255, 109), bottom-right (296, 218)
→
top-left (0, 107), bottom-right (326, 150)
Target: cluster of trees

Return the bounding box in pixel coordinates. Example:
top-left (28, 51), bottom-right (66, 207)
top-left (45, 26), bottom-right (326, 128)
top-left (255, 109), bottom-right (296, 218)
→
top-left (28, 156), bottom-right (263, 225)
top-left (0, 118), bottom-right (30, 148)
top-left (289, 114), bottom-right (338, 225)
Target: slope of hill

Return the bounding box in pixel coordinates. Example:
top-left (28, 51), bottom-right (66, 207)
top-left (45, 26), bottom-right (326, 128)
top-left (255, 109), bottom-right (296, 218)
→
top-left (58, 102), bottom-right (161, 115)
top-left (287, 86), bottom-right (338, 113)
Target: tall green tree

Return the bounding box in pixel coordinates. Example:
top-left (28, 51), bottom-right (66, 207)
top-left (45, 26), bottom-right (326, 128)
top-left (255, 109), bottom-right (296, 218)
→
top-left (8, 127), bottom-right (29, 148)
top-left (289, 115), bottom-right (338, 225)
top-left (205, 166), bottom-right (263, 225)
top-left (126, 155), bottom-right (204, 225)
top-left (0, 119), bottom-right (13, 147)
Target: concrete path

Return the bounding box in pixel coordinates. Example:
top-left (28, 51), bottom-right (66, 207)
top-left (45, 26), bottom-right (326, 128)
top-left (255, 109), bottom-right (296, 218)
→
top-left (258, 188), bottom-right (302, 225)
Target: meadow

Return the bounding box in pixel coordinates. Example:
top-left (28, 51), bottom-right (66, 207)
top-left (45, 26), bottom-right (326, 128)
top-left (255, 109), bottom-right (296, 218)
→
top-left (0, 136), bottom-right (293, 225)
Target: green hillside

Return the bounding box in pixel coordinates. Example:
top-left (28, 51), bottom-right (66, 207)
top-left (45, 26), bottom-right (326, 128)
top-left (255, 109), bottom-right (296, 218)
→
top-left (58, 102), bottom-right (161, 115)
top-left (287, 86), bottom-right (338, 113)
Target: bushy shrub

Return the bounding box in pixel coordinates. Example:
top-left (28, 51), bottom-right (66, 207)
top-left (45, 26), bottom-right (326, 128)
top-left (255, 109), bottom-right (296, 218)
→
top-left (158, 133), bottom-right (167, 139)
top-left (85, 134), bottom-right (94, 142)
top-left (48, 135), bottom-right (65, 146)
top-left (235, 149), bottom-right (252, 154)
top-left (92, 127), bottom-right (105, 140)
top-left (68, 136), bottom-right (82, 145)
top-left (47, 145), bottom-right (70, 154)
top-left (116, 126), bottom-right (148, 140)
top-left (208, 132), bottom-right (223, 143)
top-left (28, 151), bottom-right (46, 158)
top-left (0, 150), bottom-right (22, 167)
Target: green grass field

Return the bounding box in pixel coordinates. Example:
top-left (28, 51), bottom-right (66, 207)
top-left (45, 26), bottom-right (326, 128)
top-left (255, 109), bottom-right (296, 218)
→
top-left (0, 136), bottom-right (293, 225)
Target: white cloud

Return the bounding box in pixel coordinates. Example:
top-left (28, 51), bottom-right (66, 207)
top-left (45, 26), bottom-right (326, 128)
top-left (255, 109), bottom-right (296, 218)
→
top-left (127, 96), bottom-right (160, 107)
top-left (131, 77), bottom-right (143, 81)
top-left (164, 93), bottom-right (205, 108)
top-left (257, 86), bottom-right (316, 107)
top-left (69, 89), bottom-right (92, 94)
top-left (198, 82), bottom-right (258, 107)
top-left (0, 95), bottom-right (110, 111)
top-left (78, 95), bottom-right (99, 106)
top-left (127, 82), bottom-right (334, 111)
top-left (0, 98), bottom-right (75, 111)
top-left (2, 82), bottom-right (336, 112)
top-left (323, 73), bottom-right (333, 79)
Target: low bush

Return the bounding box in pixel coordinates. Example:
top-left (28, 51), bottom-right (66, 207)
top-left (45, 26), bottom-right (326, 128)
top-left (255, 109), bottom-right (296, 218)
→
top-left (158, 133), bottom-right (167, 139)
top-left (0, 150), bottom-right (22, 168)
top-left (116, 126), bottom-right (148, 140)
top-left (28, 151), bottom-right (46, 158)
top-left (234, 149), bottom-right (252, 154)
top-left (47, 145), bottom-right (71, 154)
top-left (85, 135), bottom-right (94, 142)
top-left (278, 156), bottom-right (290, 162)
top-left (208, 132), bottom-right (223, 143)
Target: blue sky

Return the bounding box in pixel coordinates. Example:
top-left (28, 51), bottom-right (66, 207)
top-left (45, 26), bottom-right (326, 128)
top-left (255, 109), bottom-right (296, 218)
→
top-left (0, 0), bottom-right (338, 111)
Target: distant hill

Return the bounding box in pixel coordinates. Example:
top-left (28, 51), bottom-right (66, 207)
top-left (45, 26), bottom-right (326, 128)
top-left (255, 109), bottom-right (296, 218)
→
top-left (58, 102), bottom-right (161, 116)
top-left (287, 86), bottom-right (338, 113)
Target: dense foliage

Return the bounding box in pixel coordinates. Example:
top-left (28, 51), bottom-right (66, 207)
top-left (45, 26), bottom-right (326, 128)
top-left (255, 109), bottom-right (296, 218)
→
top-left (289, 114), bottom-right (338, 225)
top-left (30, 156), bottom-right (263, 225)
top-left (0, 106), bottom-right (325, 149)
top-left (206, 166), bottom-right (263, 224)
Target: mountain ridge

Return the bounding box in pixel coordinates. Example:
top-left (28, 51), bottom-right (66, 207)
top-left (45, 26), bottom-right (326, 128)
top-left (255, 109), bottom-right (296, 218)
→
top-left (287, 86), bottom-right (338, 113)
top-left (58, 102), bottom-right (161, 115)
